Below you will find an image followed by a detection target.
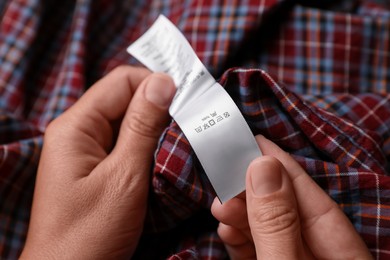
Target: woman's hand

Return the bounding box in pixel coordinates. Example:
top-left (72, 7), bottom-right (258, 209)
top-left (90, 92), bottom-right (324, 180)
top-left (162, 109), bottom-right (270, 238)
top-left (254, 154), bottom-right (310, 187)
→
top-left (212, 135), bottom-right (372, 259)
top-left (21, 66), bottom-right (176, 259)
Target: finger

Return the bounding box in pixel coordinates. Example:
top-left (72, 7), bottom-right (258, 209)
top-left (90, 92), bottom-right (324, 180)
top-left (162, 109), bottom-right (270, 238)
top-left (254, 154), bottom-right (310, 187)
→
top-left (57, 65), bottom-right (151, 152)
top-left (217, 223), bottom-right (256, 260)
top-left (83, 72), bottom-right (175, 256)
top-left (97, 72), bottom-right (175, 196)
top-left (246, 156), bottom-right (308, 259)
top-left (211, 197), bottom-right (249, 232)
top-left (255, 135), bottom-right (372, 259)
top-left (41, 66), bottom-right (151, 180)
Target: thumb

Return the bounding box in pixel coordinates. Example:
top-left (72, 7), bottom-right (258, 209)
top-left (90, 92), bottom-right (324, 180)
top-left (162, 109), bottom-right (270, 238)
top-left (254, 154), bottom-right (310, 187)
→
top-left (116, 72), bottom-right (176, 157)
top-left (101, 72), bottom-right (176, 190)
top-left (246, 156), bottom-right (307, 259)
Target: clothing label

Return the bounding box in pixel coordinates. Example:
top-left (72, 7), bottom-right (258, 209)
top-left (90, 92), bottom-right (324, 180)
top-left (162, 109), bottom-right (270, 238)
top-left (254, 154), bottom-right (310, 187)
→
top-left (127, 15), bottom-right (261, 202)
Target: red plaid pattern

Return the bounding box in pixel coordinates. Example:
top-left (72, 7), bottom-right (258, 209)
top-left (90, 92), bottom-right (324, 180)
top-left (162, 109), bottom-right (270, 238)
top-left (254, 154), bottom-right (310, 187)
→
top-left (1, 0), bottom-right (390, 259)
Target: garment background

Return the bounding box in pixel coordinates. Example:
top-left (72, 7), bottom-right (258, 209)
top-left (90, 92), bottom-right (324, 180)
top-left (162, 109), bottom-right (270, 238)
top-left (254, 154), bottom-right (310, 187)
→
top-left (0, 0), bottom-right (390, 259)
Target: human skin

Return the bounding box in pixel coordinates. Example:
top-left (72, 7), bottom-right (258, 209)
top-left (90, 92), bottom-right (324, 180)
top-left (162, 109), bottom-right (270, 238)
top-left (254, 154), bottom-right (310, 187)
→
top-left (20, 66), bottom-right (176, 259)
top-left (20, 65), bottom-right (372, 259)
top-left (211, 135), bottom-right (373, 260)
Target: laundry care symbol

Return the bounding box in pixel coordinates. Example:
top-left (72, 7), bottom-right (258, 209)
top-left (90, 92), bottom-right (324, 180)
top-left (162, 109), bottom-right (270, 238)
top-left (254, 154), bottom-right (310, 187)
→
top-left (194, 111), bottom-right (230, 133)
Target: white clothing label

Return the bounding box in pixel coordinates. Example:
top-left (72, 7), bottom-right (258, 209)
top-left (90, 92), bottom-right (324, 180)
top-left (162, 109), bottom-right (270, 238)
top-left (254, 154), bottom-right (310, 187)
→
top-left (127, 15), bottom-right (261, 202)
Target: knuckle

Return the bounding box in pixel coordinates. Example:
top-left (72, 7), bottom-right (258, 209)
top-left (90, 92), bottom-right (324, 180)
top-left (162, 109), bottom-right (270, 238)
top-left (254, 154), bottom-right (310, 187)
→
top-left (252, 202), bottom-right (299, 235)
top-left (104, 161), bottom-right (131, 190)
top-left (44, 117), bottom-right (67, 140)
top-left (110, 65), bottom-right (150, 80)
top-left (45, 114), bottom-right (79, 141)
top-left (124, 110), bottom-right (162, 138)
top-left (101, 160), bottom-right (146, 201)
top-left (111, 65), bottom-right (132, 77)
top-left (44, 119), bottom-right (58, 137)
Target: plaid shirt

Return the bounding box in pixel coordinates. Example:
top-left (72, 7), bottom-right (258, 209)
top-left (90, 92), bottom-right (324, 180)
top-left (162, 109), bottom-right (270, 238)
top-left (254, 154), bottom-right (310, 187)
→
top-left (1, 0), bottom-right (390, 259)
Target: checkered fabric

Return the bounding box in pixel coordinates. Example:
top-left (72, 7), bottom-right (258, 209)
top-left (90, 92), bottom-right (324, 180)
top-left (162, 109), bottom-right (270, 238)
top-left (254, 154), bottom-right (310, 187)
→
top-left (1, 0), bottom-right (390, 259)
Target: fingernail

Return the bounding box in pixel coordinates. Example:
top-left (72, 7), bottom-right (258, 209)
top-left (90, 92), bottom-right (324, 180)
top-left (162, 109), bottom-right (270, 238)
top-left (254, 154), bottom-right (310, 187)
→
top-left (145, 74), bottom-right (176, 107)
top-left (249, 157), bottom-right (283, 197)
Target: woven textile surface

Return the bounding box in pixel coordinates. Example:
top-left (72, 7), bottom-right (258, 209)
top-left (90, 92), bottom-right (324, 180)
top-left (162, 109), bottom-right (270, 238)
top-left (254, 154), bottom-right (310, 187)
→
top-left (1, 0), bottom-right (390, 259)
